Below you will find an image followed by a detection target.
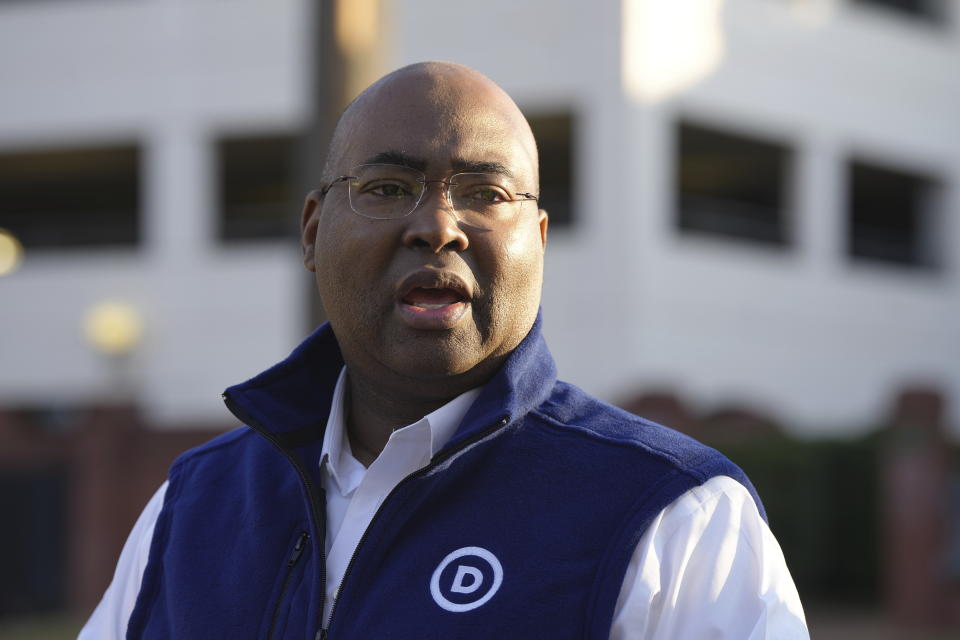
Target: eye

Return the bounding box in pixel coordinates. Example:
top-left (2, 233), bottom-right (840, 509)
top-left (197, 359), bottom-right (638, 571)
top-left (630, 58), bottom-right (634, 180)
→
top-left (463, 185), bottom-right (510, 203)
top-left (360, 180), bottom-right (415, 199)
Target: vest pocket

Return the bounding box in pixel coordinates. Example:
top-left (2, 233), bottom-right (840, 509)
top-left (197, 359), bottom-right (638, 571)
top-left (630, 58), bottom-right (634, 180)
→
top-left (267, 530), bottom-right (309, 640)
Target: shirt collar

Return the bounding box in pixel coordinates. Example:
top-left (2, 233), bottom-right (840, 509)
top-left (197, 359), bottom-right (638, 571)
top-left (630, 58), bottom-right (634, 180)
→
top-left (320, 366), bottom-right (482, 496)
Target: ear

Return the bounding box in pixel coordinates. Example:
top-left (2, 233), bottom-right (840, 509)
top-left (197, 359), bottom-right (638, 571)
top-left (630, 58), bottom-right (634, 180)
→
top-left (537, 208), bottom-right (549, 250)
top-left (301, 190), bottom-right (322, 272)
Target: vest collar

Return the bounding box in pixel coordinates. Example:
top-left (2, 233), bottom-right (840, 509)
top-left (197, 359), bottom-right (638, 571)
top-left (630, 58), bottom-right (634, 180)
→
top-left (222, 312), bottom-right (557, 452)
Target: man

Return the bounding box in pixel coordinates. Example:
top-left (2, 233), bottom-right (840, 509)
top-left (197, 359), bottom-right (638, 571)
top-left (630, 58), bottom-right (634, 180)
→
top-left (81, 62), bottom-right (807, 639)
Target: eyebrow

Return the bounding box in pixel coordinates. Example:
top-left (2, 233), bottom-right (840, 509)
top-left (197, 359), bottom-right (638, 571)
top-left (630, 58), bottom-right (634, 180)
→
top-left (363, 151), bottom-right (426, 171)
top-left (451, 159), bottom-right (515, 180)
top-left (361, 150), bottom-right (516, 181)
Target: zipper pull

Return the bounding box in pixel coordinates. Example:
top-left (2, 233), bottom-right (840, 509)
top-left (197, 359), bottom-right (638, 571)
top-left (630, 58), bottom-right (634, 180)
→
top-left (289, 531), bottom-right (309, 566)
top-left (315, 628), bottom-right (327, 640)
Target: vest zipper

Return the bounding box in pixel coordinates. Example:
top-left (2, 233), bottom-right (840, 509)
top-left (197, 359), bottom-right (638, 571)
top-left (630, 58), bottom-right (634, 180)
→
top-left (267, 531), bottom-right (309, 640)
top-left (222, 393), bottom-right (329, 639)
top-left (321, 415), bottom-right (511, 637)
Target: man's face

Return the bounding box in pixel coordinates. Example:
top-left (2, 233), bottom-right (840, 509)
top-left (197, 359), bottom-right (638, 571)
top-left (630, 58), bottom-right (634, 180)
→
top-left (302, 70), bottom-right (548, 390)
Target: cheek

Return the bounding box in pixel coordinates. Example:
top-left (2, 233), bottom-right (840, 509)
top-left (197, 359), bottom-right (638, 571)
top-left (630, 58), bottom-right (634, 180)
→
top-left (481, 226), bottom-right (544, 321)
top-left (503, 227), bottom-right (543, 263)
top-left (314, 214), bottom-right (388, 317)
top-left (501, 225), bottom-right (545, 286)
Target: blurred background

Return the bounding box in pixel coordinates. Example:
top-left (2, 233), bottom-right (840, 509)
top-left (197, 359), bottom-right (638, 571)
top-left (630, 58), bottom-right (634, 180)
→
top-left (1, 0), bottom-right (958, 637)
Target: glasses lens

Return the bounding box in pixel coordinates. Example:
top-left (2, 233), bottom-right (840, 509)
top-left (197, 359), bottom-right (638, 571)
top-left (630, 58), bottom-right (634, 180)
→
top-left (449, 173), bottom-right (525, 225)
top-left (348, 164), bottom-right (424, 219)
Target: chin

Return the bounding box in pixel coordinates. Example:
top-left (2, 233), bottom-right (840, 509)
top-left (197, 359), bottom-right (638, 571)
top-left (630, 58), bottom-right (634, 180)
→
top-left (392, 350), bottom-right (478, 380)
top-left (381, 333), bottom-right (492, 382)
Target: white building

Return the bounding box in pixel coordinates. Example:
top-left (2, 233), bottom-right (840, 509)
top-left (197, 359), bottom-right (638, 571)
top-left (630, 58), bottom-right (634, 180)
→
top-left (1, 0), bottom-right (958, 437)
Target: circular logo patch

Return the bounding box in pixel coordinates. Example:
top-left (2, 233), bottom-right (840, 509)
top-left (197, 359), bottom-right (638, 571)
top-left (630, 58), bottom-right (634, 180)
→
top-left (429, 546), bottom-right (504, 612)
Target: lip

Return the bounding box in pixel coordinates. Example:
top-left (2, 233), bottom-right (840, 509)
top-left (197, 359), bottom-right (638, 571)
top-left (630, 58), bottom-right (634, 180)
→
top-left (395, 269), bottom-right (473, 330)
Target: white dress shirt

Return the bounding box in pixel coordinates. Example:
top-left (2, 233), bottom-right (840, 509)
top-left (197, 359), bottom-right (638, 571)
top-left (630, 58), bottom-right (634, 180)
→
top-left (80, 369), bottom-right (808, 639)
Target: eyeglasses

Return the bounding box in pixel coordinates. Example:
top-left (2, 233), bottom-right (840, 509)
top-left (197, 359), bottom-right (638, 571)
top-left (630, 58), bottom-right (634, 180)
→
top-left (319, 163), bottom-right (538, 226)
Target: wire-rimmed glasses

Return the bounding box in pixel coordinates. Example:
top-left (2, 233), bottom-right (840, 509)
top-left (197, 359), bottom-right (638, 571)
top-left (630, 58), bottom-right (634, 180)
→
top-left (319, 163), bottom-right (538, 226)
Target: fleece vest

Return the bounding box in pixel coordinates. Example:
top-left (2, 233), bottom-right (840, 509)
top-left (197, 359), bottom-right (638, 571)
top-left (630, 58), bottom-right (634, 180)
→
top-left (126, 317), bottom-right (765, 640)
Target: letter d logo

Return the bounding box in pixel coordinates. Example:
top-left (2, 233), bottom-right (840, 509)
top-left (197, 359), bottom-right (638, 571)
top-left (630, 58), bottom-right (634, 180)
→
top-left (450, 565), bottom-right (483, 594)
top-left (430, 546), bottom-right (503, 612)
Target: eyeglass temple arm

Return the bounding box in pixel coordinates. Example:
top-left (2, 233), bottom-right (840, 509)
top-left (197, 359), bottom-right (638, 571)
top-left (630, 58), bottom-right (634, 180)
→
top-left (318, 175), bottom-right (355, 197)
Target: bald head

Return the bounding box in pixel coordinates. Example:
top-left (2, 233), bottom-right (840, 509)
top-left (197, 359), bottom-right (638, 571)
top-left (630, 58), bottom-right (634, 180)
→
top-left (321, 62), bottom-right (539, 189)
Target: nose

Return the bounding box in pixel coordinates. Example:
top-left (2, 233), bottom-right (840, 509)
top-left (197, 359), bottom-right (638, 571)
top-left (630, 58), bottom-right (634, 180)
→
top-left (401, 182), bottom-right (469, 253)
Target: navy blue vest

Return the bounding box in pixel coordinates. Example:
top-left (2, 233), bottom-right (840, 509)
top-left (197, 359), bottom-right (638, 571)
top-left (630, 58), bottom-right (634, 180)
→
top-left (127, 317), bottom-right (765, 639)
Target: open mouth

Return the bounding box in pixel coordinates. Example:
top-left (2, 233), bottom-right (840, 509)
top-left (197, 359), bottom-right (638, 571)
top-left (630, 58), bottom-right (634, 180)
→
top-left (401, 286), bottom-right (466, 310)
top-left (396, 272), bottom-right (472, 330)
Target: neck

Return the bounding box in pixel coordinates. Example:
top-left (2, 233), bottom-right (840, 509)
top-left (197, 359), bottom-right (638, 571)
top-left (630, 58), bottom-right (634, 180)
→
top-left (338, 342), bottom-right (508, 466)
top-left (343, 370), bottom-right (465, 467)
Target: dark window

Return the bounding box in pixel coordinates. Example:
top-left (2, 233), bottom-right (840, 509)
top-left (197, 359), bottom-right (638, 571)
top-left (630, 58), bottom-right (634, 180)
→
top-left (847, 160), bottom-right (941, 269)
top-left (0, 145), bottom-right (140, 249)
top-left (675, 122), bottom-right (791, 246)
top-left (851, 0), bottom-right (945, 22)
top-left (0, 467), bottom-right (67, 617)
top-left (525, 112), bottom-right (575, 227)
top-left (218, 133), bottom-right (299, 241)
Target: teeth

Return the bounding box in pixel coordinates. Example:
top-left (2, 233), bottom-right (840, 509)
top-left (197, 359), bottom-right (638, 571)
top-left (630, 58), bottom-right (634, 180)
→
top-left (418, 302), bottom-right (454, 310)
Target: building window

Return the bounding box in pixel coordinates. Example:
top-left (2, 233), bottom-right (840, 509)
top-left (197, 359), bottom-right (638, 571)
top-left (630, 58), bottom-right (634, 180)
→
top-left (851, 0), bottom-right (946, 22)
top-left (217, 133), bottom-right (299, 241)
top-left (675, 121), bottom-right (792, 246)
top-left (847, 159), bottom-right (941, 269)
top-left (0, 145), bottom-right (140, 249)
top-left (525, 111), bottom-right (575, 228)
top-left (0, 467), bottom-right (67, 617)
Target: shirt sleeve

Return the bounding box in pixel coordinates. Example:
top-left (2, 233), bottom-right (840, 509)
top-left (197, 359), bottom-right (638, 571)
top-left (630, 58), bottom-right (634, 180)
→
top-left (78, 481), bottom-right (168, 640)
top-left (609, 475), bottom-right (809, 639)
